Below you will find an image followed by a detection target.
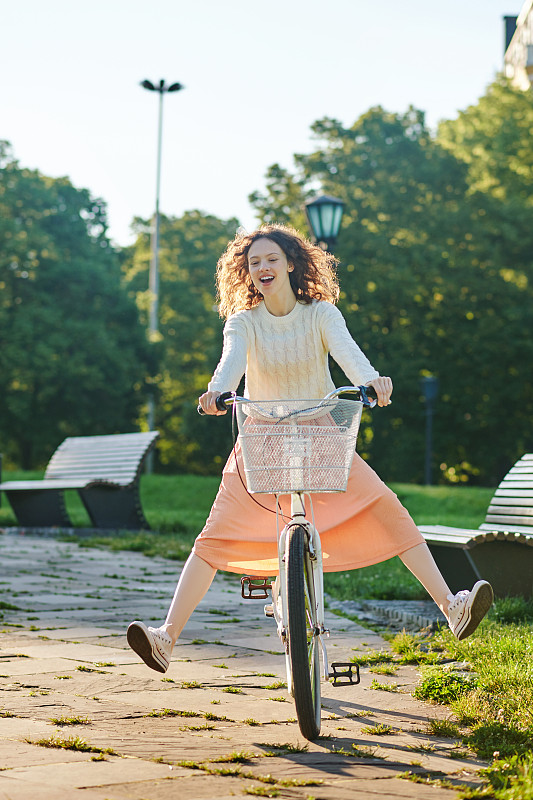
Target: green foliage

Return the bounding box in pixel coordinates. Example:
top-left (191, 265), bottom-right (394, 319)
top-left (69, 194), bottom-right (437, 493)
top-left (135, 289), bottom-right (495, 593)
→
top-left (0, 142), bottom-right (150, 468)
top-left (414, 666), bottom-right (477, 704)
top-left (325, 558), bottom-right (425, 601)
top-left (249, 163), bottom-right (309, 230)
top-left (369, 679), bottom-right (398, 693)
top-left (389, 630), bottom-right (442, 664)
top-left (350, 650), bottom-right (394, 667)
top-left (49, 715), bottom-right (91, 726)
top-left (449, 625), bottom-right (533, 729)
top-left (469, 753), bottom-right (533, 800)
top-left (391, 483), bottom-right (495, 528)
top-left (2, 80), bottom-right (532, 483)
top-left (465, 722), bottom-right (533, 763)
top-left (26, 734), bottom-right (114, 754)
top-left (69, 531), bottom-right (196, 562)
top-left (438, 76), bottom-right (533, 205)
top-left (427, 718), bottom-right (461, 738)
top-left (250, 85), bottom-right (533, 485)
top-left (431, 621), bottom-right (533, 761)
top-left (490, 596), bottom-right (533, 624)
top-left (121, 210), bottom-right (239, 473)
top-left (369, 663), bottom-right (397, 675)
top-left (351, 633), bottom-right (443, 668)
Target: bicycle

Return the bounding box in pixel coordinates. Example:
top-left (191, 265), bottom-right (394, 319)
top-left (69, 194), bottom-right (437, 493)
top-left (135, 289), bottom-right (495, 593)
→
top-left (199, 385), bottom-right (377, 740)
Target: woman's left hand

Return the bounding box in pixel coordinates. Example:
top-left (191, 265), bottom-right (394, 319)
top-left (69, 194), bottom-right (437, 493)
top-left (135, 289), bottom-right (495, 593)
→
top-left (366, 377), bottom-right (393, 407)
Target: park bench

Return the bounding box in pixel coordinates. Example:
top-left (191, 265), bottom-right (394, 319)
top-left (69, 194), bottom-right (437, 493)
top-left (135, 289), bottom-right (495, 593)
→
top-left (419, 453), bottom-right (533, 597)
top-left (0, 431), bottom-right (159, 531)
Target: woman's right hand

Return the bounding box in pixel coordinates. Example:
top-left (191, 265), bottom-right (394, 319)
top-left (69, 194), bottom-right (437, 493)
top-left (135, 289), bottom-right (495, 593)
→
top-left (198, 390), bottom-right (227, 415)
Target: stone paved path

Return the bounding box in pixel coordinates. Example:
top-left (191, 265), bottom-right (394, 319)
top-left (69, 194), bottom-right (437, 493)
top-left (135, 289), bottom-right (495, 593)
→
top-left (0, 533), bottom-right (486, 799)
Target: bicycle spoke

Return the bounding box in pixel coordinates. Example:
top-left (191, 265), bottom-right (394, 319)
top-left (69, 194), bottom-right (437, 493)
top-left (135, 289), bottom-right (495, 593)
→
top-left (308, 635), bottom-right (316, 667)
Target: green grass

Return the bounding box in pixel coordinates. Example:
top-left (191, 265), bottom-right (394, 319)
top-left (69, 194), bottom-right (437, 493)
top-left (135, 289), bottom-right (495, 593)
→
top-left (433, 621), bottom-right (533, 759)
top-left (414, 666), bottom-right (476, 704)
top-left (468, 752), bottom-right (533, 800)
top-left (49, 715), bottom-right (91, 726)
top-left (351, 631), bottom-right (444, 668)
top-left (390, 482), bottom-right (494, 529)
top-left (369, 679), bottom-right (399, 693)
top-left (0, 472), bottom-right (492, 535)
top-left (361, 722), bottom-right (394, 735)
top-left (26, 735), bottom-right (115, 755)
top-left (324, 481), bottom-right (494, 602)
top-left (346, 620), bottom-right (533, 797)
top-left (413, 614), bottom-right (533, 799)
top-left (0, 471), bottom-right (219, 537)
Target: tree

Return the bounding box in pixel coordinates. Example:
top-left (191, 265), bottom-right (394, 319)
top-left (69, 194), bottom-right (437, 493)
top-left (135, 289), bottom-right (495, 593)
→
top-left (0, 143), bottom-right (151, 468)
top-left (436, 78), bottom-right (533, 481)
top-left (250, 102), bottom-right (533, 484)
top-left (438, 76), bottom-right (533, 206)
top-left (122, 210), bottom-right (239, 473)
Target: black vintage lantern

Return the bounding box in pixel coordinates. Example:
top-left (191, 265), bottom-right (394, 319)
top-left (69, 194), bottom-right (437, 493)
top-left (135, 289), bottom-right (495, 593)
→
top-left (304, 194), bottom-right (345, 252)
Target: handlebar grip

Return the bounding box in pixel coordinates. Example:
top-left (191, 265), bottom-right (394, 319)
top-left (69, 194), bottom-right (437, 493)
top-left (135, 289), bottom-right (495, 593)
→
top-left (359, 385), bottom-right (377, 407)
top-left (216, 391), bottom-right (234, 410)
top-left (197, 391), bottom-right (234, 416)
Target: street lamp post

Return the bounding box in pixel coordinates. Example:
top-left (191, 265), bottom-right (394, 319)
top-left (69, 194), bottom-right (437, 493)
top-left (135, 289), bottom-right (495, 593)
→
top-left (140, 79), bottom-right (183, 470)
top-left (420, 376), bottom-right (439, 485)
top-left (304, 194), bottom-right (345, 252)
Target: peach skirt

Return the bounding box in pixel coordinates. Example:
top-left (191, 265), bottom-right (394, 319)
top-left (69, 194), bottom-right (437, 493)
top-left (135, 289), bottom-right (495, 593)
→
top-left (192, 444), bottom-right (424, 576)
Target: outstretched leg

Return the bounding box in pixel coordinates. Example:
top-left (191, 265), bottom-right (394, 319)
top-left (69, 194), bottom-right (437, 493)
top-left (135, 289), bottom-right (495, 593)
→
top-left (127, 553), bottom-right (217, 672)
top-left (399, 542), bottom-right (493, 639)
top-left (162, 553), bottom-right (217, 643)
top-left (399, 542), bottom-right (451, 615)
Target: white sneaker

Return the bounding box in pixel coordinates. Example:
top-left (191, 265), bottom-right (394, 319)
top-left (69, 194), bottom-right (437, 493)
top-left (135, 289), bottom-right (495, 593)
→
top-left (127, 621), bottom-right (172, 673)
top-left (447, 581), bottom-right (494, 640)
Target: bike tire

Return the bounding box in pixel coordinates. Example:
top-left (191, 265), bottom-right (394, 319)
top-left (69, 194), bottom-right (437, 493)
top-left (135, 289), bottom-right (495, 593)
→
top-left (286, 525), bottom-right (321, 741)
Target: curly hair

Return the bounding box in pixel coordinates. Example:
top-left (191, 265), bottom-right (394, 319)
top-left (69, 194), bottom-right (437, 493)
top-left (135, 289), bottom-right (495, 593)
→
top-left (215, 223), bottom-right (340, 319)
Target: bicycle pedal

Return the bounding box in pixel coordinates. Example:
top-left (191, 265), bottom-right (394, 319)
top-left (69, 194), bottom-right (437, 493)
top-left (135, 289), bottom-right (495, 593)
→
top-left (264, 603), bottom-right (274, 618)
top-left (241, 576), bottom-right (270, 600)
top-left (329, 662), bottom-right (360, 687)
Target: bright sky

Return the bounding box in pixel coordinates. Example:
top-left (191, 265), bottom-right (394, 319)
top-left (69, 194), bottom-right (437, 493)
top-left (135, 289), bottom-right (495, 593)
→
top-left (1, 0), bottom-right (519, 247)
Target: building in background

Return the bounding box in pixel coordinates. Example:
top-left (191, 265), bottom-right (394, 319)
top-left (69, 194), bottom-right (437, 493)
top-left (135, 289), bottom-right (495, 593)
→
top-left (504, 1), bottom-right (533, 88)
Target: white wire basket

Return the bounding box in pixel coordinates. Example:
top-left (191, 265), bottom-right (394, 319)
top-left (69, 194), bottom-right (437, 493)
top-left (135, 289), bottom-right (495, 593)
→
top-left (235, 398), bottom-right (363, 494)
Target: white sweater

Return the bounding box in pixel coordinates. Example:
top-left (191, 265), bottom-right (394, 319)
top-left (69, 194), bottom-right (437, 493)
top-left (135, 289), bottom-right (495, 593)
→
top-left (208, 300), bottom-right (379, 400)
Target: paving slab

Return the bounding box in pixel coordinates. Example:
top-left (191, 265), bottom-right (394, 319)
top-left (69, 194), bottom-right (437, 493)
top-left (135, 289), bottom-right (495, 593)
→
top-left (0, 778), bottom-right (110, 800)
top-left (0, 739), bottom-right (95, 768)
top-left (0, 532), bottom-right (487, 798)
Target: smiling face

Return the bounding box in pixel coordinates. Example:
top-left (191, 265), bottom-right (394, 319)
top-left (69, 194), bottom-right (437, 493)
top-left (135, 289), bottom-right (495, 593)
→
top-left (247, 237), bottom-right (294, 309)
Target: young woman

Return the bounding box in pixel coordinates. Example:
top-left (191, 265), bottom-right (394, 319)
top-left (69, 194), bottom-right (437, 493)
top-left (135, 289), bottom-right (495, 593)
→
top-left (127, 224), bottom-right (493, 673)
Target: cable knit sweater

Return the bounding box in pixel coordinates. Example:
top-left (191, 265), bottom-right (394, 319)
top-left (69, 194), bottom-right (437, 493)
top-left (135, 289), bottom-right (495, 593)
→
top-left (208, 300), bottom-right (379, 400)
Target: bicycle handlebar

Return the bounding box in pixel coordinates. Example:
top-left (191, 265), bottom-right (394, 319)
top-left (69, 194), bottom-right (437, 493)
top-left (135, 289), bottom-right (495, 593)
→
top-left (197, 385), bottom-right (377, 415)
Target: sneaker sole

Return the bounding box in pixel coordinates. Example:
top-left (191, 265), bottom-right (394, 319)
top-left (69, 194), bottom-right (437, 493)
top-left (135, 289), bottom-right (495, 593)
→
top-left (127, 622), bottom-right (168, 673)
top-left (455, 581), bottom-right (494, 640)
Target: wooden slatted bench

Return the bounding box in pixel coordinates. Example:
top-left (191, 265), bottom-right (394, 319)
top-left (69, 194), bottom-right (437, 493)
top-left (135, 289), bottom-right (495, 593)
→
top-left (419, 454), bottom-right (533, 597)
top-left (0, 431), bottom-right (159, 530)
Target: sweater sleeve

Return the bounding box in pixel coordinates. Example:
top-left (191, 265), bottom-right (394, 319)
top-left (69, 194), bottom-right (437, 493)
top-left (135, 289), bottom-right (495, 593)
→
top-left (208, 313), bottom-right (248, 393)
top-left (319, 303), bottom-right (380, 386)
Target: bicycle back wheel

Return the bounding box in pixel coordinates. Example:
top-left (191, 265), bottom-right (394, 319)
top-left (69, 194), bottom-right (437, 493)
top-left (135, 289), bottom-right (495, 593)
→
top-left (286, 525), bottom-right (321, 740)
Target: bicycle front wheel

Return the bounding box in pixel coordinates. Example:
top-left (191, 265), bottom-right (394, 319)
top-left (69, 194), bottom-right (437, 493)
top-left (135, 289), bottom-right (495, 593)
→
top-left (286, 525), bottom-right (321, 740)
